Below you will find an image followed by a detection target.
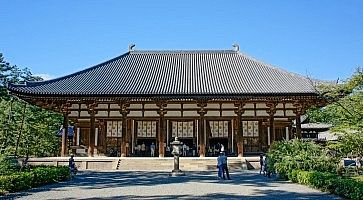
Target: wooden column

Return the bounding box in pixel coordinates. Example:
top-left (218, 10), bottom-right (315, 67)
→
top-left (197, 101), bottom-right (207, 157)
top-left (61, 103), bottom-right (71, 157)
top-left (119, 101), bottom-right (130, 157)
top-left (293, 101), bottom-right (305, 139)
top-left (87, 102), bottom-right (98, 157)
top-left (234, 101), bottom-right (245, 157)
top-left (295, 114), bottom-right (302, 138)
top-left (157, 101), bottom-right (167, 157)
top-left (266, 102), bottom-right (277, 145)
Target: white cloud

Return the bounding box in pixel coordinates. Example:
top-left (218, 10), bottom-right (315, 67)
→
top-left (34, 74), bottom-right (54, 81)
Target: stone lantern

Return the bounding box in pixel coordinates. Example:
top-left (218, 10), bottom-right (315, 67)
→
top-left (169, 137), bottom-right (185, 176)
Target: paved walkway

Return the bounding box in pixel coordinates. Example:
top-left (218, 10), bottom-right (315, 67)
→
top-left (5, 170), bottom-right (339, 200)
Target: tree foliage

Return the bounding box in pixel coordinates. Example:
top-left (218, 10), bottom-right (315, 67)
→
top-left (0, 53), bottom-right (63, 157)
top-left (307, 67), bottom-right (363, 157)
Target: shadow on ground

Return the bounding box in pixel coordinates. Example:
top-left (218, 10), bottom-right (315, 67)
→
top-left (5, 171), bottom-right (339, 200)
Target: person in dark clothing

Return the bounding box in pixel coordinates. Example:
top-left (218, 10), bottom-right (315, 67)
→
top-left (69, 154), bottom-right (77, 176)
top-left (259, 154), bottom-right (264, 175)
top-left (221, 152), bottom-right (231, 180)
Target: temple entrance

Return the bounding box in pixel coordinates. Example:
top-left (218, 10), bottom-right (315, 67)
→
top-left (178, 138), bottom-right (197, 157)
top-left (207, 138), bottom-right (228, 157)
top-left (242, 120), bottom-right (261, 154)
top-left (135, 138), bottom-right (157, 157)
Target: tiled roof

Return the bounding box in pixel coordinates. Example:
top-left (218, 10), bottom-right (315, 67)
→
top-left (8, 50), bottom-right (318, 98)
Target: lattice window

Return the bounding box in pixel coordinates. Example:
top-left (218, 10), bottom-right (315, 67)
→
top-left (242, 121), bottom-right (259, 137)
top-left (106, 121), bottom-right (122, 137)
top-left (136, 121), bottom-right (157, 138)
top-left (171, 121), bottom-right (194, 138)
top-left (209, 121), bottom-right (229, 138)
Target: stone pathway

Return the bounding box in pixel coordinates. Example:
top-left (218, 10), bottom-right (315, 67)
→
top-left (4, 170), bottom-right (340, 200)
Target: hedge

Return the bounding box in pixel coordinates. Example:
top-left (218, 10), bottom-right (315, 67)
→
top-left (0, 166), bottom-right (70, 195)
top-left (289, 170), bottom-right (363, 200)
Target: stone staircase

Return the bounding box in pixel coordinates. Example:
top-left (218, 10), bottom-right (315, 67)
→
top-left (116, 157), bottom-right (258, 171)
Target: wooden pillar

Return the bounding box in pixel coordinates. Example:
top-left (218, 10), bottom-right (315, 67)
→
top-left (121, 115), bottom-right (127, 157)
top-left (87, 102), bottom-right (98, 157)
top-left (61, 103), bottom-right (70, 157)
top-left (234, 101), bottom-right (245, 157)
top-left (269, 116), bottom-right (275, 142)
top-left (293, 101), bottom-right (305, 139)
top-left (157, 101), bottom-right (167, 157)
top-left (295, 114), bottom-right (302, 138)
top-left (197, 101), bottom-right (207, 157)
top-left (119, 101), bottom-right (130, 157)
top-left (61, 113), bottom-right (69, 157)
top-left (266, 102), bottom-right (277, 145)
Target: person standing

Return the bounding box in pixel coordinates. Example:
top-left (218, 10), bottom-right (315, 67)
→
top-left (259, 154), bottom-right (264, 175)
top-left (182, 143), bottom-right (187, 157)
top-left (221, 152), bottom-right (231, 180)
top-left (69, 154), bottom-right (77, 176)
top-left (217, 152), bottom-right (224, 179)
top-left (220, 144), bottom-right (225, 152)
top-left (150, 142), bottom-right (156, 157)
top-left (141, 142), bottom-right (146, 156)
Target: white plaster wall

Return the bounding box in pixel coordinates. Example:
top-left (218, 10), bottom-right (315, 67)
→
top-left (222, 111), bottom-right (235, 117)
top-left (166, 104), bottom-right (181, 109)
top-left (165, 111), bottom-right (181, 117)
top-left (144, 104), bottom-right (158, 109)
top-left (183, 104), bottom-right (199, 109)
top-left (97, 104), bottom-right (108, 109)
top-left (205, 111), bottom-right (220, 117)
top-left (144, 111), bottom-right (158, 117)
top-left (109, 111), bottom-right (122, 117)
top-left (96, 111), bottom-right (108, 117)
top-left (256, 110), bottom-right (269, 117)
top-left (128, 111), bottom-right (142, 117)
top-left (129, 104), bottom-right (142, 109)
top-left (80, 111), bottom-right (89, 117)
top-left (69, 111), bottom-right (78, 117)
top-left (221, 103), bottom-right (235, 109)
top-left (242, 110), bottom-right (255, 117)
top-left (274, 110), bottom-right (285, 117)
top-left (183, 111), bottom-right (199, 117)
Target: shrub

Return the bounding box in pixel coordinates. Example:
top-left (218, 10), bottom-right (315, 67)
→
top-left (0, 166), bottom-right (70, 195)
top-left (0, 155), bottom-right (21, 175)
top-left (289, 170), bottom-right (363, 200)
top-left (268, 139), bottom-right (338, 178)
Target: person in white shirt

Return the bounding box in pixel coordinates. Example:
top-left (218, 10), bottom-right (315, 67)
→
top-left (182, 143), bottom-right (187, 156)
top-left (220, 144), bottom-right (225, 152)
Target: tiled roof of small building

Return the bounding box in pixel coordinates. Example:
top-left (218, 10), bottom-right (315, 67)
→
top-left (8, 50), bottom-right (318, 98)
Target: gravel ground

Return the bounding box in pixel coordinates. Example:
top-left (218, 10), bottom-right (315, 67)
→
top-left (3, 170), bottom-right (340, 200)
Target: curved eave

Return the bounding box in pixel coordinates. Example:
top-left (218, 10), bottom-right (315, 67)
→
top-left (8, 87), bottom-right (319, 101)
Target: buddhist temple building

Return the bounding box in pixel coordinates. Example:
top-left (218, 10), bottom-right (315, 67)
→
top-left (7, 45), bottom-right (324, 158)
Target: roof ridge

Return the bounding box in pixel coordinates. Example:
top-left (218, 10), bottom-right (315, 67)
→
top-left (129, 50), bottom-right (237, 54)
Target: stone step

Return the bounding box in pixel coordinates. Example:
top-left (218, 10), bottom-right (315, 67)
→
top-left (117, 157), bottom-right (250, 171)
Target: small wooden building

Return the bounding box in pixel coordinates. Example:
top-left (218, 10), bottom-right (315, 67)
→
top-left (8, 47), bottom-right (323, 157)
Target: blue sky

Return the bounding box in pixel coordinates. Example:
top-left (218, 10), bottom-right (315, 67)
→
top-left (0, 1), bottom-right (362, 81)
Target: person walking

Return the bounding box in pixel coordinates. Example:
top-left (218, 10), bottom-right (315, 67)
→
top-left (217, 152), bottom-right (224, 179)
top-left (221, 152), bottom-right (231, 180)
top-left (150, 142), bottom-right (156, 157)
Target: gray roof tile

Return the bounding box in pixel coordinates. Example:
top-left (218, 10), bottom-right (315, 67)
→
top-left (8, 50), bottom-right (318, 98)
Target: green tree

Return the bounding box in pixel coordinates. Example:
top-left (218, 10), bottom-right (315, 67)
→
top-left (0, 53), bottom-right (63, 157)
top-left (307, 68), bottom-right (363, 157)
